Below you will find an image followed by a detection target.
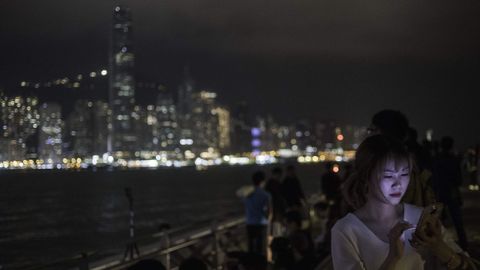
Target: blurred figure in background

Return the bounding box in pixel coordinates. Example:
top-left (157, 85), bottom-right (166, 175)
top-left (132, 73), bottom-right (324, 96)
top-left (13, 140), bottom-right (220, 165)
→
top-left (243, 171), bottom-right (272, 256)
top-left (284, 210), bottom-right (316, 270)
top-left (265, 167), bottom-right (287, 237)
top-left (433, 136), bottom-right (468, 249)
top-left (281, 165), bottom-right (306, 211)
top-left (321, 162), bottom-right (342, 207)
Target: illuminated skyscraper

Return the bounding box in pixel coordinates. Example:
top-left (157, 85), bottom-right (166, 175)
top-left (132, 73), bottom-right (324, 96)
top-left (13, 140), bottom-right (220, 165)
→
top-left (93, 101), bottom-right (110, 155)
top-left (109, 5), bottom-right (137, 156)
top-left (65, 100), bottom-right (94, 157)
top-left (191, 91), bottom-right (219, 154)
top-left (231, 102), bottom-right (252, 154)
top-left (177, 67), bottom-right (195, 149)
top-left (38, 103), bottom-right (63, 164)
top-left (214, 106), bottom-right (231, 153)
top-left (0, 93), bottom-right (40, 161)
top-left (64, 100), bottom-right (111, 157)
top-left (156, 90), bottom-right (178, 152)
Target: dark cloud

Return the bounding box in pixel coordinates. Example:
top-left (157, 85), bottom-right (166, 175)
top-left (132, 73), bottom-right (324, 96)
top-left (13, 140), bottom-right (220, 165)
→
top-left (1, 0), bottom-right (480, 147)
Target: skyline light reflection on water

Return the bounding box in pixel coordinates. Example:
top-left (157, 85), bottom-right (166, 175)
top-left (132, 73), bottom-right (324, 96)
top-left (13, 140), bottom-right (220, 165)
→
top-left (0, 164), bottom-right (326, 269)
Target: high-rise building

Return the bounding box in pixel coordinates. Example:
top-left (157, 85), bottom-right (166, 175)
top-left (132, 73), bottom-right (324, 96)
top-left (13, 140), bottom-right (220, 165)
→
top-left (109, 5), bottom-right (137, 157)
top-left (177, 67), bottom-right (195, 150)
top-left (38, 103), bottom-right (63, 164)
top-left (131, 104), bottom-right (152, 153)
top-left (64, 100), bottom-right (111, 157)
top-left (0, 93), bottom-right (40, 161)
top-left (231, 102), bottom-right (253, 154)
top-left (259, 116), bottom-right (277, 151)
top-left (339, 124), bottom-right (367, 150)
top-left (93, 101), bottom-right (110, 155)
top-left (275, 125), bottom-right (294, 150)
top-left (156, 90), bottom-right (178, 152)
top-left (65, 100), bottom-right (95, 157)
top-left (191, 91), bottom-right (219, 155)
top-left (314, 120), bottom-right (337, 150)
top-left (294, 120), bottom-right (315, 153)
top-left (213, 106), bottom-right (231, 153)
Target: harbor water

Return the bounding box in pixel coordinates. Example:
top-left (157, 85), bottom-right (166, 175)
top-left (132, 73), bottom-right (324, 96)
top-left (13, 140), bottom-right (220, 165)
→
top-left (0, 164), bottom-right (325, 269)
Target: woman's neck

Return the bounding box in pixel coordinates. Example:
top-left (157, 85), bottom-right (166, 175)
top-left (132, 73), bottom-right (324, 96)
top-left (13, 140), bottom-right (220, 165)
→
top-left (360, 200), bottom-right (403, 223)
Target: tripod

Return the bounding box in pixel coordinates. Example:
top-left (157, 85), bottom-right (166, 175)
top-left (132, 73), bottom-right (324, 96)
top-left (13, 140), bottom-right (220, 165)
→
top-left (123, 187), bottom-right (140, 261)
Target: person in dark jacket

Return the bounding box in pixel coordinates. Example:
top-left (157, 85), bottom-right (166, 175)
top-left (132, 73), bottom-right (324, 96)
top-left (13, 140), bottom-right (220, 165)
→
top-left (265, 167), bottom-right (287, 237)
top-left (433, 136), bottom-right (468, 249)
top-left (281, 165), bottom-right (306, 210)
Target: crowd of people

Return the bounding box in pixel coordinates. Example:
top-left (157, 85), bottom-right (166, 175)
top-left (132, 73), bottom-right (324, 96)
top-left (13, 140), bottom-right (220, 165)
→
top-left (238, 109), bottom-right (478, 270)
top-left (125, 109), bottom-right (478, 269)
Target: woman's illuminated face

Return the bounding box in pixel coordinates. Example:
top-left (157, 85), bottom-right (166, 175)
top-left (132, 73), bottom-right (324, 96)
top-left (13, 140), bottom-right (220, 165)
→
top-left (373, 158), bottom-right (410, 205)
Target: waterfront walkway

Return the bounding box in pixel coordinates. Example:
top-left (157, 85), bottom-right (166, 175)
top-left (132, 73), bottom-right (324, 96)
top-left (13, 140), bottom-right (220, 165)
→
top-left (96, 187), bottom-right (480, 269)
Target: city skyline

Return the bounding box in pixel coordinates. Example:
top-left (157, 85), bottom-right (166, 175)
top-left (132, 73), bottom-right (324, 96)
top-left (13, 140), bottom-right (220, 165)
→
top-left (0, 6), bottom-right (368, 167)
top-left (1, 1), bottom-right (480, 148)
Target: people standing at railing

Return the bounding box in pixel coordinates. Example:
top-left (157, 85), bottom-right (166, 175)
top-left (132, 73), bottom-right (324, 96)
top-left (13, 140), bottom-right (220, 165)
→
top-left (265, 167), bottom-right (287, 237)
top-left (281, 165), bottom-right (306, 212)
top-left (243, 170), bottom-right (272, 256)
top-left (432, 136), bottom-right (468, 250)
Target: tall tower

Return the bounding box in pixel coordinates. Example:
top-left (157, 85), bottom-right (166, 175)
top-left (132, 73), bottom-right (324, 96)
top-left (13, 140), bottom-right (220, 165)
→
top-left (177, 66), bottom-right (195, 149)
top-left (109, 5), bottom-right (136, 156)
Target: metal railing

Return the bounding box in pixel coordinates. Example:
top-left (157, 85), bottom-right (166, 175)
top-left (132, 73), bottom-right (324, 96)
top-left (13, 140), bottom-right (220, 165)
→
top-left (21, 214), bottom-right (246, 270)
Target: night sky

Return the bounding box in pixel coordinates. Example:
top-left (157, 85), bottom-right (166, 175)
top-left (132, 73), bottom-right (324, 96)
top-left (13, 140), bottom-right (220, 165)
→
top-left (1, 0), bottom-right (480, 148)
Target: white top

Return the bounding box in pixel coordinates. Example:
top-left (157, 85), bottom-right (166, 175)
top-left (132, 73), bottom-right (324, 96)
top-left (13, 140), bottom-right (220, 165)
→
top-left (331, 203), bottom-right (462, 270)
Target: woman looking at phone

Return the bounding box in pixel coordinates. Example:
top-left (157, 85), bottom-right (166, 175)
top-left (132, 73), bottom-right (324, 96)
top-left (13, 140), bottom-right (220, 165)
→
top-left (331, 135), bottom-right (474, 270)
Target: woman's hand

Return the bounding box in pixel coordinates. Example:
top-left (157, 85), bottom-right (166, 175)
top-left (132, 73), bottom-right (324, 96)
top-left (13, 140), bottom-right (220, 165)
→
top-left (410, 215), bottom-right (469, 268)
top-left (387, 221), bottom-right (414, 261)
top-left (410, 214), bottom-right (443, 251)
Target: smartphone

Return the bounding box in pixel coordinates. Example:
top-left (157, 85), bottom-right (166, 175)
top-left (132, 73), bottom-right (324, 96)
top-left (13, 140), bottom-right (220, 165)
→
top-left (415, 203), bottom-right (443, 236)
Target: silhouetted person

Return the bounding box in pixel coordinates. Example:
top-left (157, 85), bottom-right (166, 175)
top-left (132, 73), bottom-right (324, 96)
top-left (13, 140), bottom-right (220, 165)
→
top-left (406, 127), bottom-right (432, 171)
top-left (311, 202), bottom-right (331, 259)
top-left (321, 162), bottom-right (342, 204)
top-left (284, 210), bottom-right (316, 270)
top-left (281, 165), bottom-right (305, 210)
top-left (265, 167), bottom-right (287, 237)
top-left (465, 147), bottom-right (479, 188)
top-left (270, 237), bottom-right (295, 270)
top-left (179, 257), bottom-right (208, 270)
top-left (244, 171), bottom-right (271, 256)
top-left (127, 259), bottom-right (166, 270)
top-left (432, 136), bottom-right (468, 249)
top-left (369, 109), bottom-right (409, 142)
top-left (320, 162), bottom-right (344, 256)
